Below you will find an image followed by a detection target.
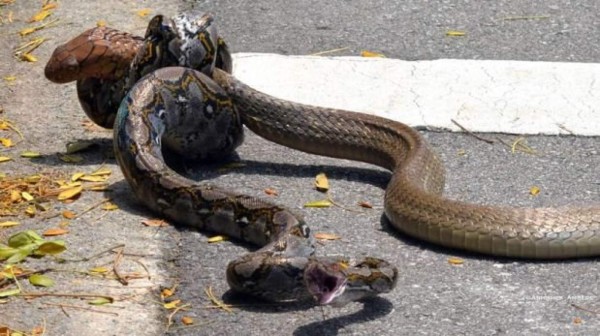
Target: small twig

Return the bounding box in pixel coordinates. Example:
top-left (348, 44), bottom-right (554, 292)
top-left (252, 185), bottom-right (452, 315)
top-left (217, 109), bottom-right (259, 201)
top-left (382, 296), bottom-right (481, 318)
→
top-left (310, 47), bottom-right (350, 56)
top-left (325, 193), bottom-right (363, 213)
top-left (502, 15), bottom-right (550, 21)
top-left (166, 304), bottom-right (191, 331)
top-left (43, 302), bottom-right (119, 316)
top-left (571, 303), bottom-right (600, 315)
top-left (450, 119), bottom-right (495, 144)
top-left (131, 258), bottom-right (152, 281)
top-left (75, 198), bottom-right (111, 218)
top-left (65, 243), bottom-right (125, 262)
top-left (557, 124), bottom-right (575, 135)
top-left (113, 246), bottom-right (128, 285)
top-left (19, 292), bottom-right (117, 301)
top-left (204, 286), bottom-right (233, 313)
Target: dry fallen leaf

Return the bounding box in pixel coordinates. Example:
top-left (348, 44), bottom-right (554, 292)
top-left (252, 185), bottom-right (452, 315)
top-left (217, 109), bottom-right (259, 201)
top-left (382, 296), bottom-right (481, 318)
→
top-left (360, 50), bottom-right (385, 58)
top-left (0, 221), bottom-right (19, 228)
top-left (57, 186), bottom-right (83, 201)
top-left (62, 210), bottom-right (77, 219)
top-left (303, 199), bottom-right (333, 208)
top-left (0, 156), bottom-right (12, 163)
top-left (43, 228), bottom-right (69, 236)
top-left (141, 219), bottom-right (168, 227)
top-left (163, 299), bottom-right (181, 309)
top-left (207, 235), bottom-right (228, 243)
top-left (0, 138), bottom-right (13, 147)
top-left (448, 257), bottom-right (465, 265)
top-left (358, 201), bottom-right (373, 209)
top-left (21, 151), bottom-right (41, 158)
top-left (314, 173), bottom-right (329, 192)
top-left (181, 316), bottom-right (194, 325)
top-left (101, 202), bottom-right (119, 211)
top-left (530, 186), bottom-right (540, 196)
top-left (136, 8), bottom-right (152, 17)
top-left (315, 232), bottom-right (341, 241)
top-left (446, 30), bottom-right (466, 36)
top-left (264, 188), bottom-right (278, 196)
top-left (28, 9), bottom-right (52, 22)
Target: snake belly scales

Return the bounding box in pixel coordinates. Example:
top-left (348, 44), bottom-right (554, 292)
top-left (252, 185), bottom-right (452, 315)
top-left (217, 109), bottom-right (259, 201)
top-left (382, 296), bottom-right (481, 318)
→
top-left (44, 12), bottom-right (600, 304)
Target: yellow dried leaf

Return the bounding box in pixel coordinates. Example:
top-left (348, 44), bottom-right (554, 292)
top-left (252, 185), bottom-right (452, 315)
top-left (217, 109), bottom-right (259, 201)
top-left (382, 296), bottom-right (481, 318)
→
top-left (161, 288), bottom-right (174, 298)
top-left (3, 76), bottom-right (16, 82)
top-left (89, 266), bottom-right (109, 274)
top-left (20, 151), bottom-right (41, 158)
top-left (71, 172), bottom-right (85, 182)
top-left (24, 175), bottom-right (41, 183)
top-left (446, 30), bottom-right (466, 37)
top-left (21, 192), bottom-right (34, 201)
top-left (19, 27), bottom-right (37, 37)
top-left (314, 173), bottom-right (329, 192)
top-left (21, 53), bottom-right (38, 62)
top-left (25, 204), bottom-right (36, 216)
top-left (315, 232), bottom-right (341, 241)
top-left (207, 235), bottom-right (228, 243)
top-left (573, 317), bottom-right (583, 324)
top-left (42, 3), bottom-right (58, 10)
top-left (101, 202), bottom-right (118, 211)
top-left (96, 20), bottom-right (106, 27)
top-left (57, 186), bottom-right (83, 201)
top-left (136, 8), bottom-right (152, 17)
top-left (43, 228), bottom-right (68, 236)
top-left (66, 140), bottom-right (95, 154)
top-left (62, 210), bottom-right (76, 219)
top-left (59, 182), bottom-right (82, 189)
top-left (0, 138), bottom-right (12, 147)
top-left (91, 167), bottom-right (112, 176)
top-left (79, 175), bottom-right (107, 182)
top-left (163, 299), bottom-right (181, 309)
top-left (0, 221), bottom-right (19, 228)
top-left (28, 10), bottom-right (52, 22)
top-left (360, 50), bottom-right (385, 58)
top-left (10, 190), bottom-right (20, 202)
top-left (0, 156), bottom-right (11, 163)
top-left (303, 199), bottom-right (333, 208)
top-left (181, 316), bottom-right (194, 325)
top-left (141, 219), bottom-right (168, 227)
top-left (530, 186), bottom-right (540, 196)
top-left (448, 257), bottom-right (464, 265)
top-left (57, 154), bottom-right (83, 163)
top-left (88, 184), bottom-right (109, 191)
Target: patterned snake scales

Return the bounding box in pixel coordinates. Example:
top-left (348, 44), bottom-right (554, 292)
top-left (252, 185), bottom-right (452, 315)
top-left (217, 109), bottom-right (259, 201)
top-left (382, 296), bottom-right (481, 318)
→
top-left (45, 12), bottom-right (599, 304)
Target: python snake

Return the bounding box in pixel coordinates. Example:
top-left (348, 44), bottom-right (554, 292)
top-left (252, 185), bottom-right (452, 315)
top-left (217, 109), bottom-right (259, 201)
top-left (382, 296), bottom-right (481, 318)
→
top-left (45, 12), bottom-right (600, 303)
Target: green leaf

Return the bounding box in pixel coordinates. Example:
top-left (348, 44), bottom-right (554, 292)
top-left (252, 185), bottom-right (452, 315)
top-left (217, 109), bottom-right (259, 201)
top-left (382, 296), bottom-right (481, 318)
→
top-left (36, 240), bottom-right (66, 255)
top-left (0, 288), bottom-right (20, 297)
top-left (0, 246), bottom-right (18, 260)
top-left (5, 249), bottom-right (31, 264)
top-left (8, 230), bottom-right (43, 248)
top-left (88, 297), bottom-right (113, 305)
top-left (29, 274), bottom-right (55, 287)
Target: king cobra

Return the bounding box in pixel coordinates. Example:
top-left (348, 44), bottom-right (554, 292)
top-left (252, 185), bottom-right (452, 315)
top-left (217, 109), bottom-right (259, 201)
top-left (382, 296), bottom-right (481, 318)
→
top-left (45, 12), bottom-right (599, 303)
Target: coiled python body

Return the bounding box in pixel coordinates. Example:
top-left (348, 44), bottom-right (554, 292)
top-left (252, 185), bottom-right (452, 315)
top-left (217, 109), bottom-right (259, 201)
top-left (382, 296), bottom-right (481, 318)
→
top-left (45, 12), bottom-right (397, 305)
top-left (45, 11), bottom-right (600, 303)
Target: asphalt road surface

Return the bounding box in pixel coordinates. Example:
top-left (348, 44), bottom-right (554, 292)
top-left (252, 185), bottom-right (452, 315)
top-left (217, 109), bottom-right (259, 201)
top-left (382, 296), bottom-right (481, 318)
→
top-left (0, 1), bottom-right (598, 335)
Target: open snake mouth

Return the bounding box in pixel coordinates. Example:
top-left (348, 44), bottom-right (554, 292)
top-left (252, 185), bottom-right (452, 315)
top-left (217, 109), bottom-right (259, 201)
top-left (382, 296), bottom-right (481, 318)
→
top-left (304, 260), bottom-right (347, 305)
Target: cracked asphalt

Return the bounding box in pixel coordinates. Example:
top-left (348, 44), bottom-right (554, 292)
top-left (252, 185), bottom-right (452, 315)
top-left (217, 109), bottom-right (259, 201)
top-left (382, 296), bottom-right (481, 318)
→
top-left (0, 1), bottom-right (598, 335)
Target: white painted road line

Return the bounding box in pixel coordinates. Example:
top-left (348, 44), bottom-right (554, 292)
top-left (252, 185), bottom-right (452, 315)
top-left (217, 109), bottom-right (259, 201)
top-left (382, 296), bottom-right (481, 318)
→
top-left (232, 53), bottom-right (600, 136)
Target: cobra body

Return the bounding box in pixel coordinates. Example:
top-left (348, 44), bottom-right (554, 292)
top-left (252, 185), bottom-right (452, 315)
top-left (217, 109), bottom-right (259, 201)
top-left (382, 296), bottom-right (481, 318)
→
top-left (45, 12), bottom-right (396, 305)
top-left (45, 11), bottom-right (600, 302)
